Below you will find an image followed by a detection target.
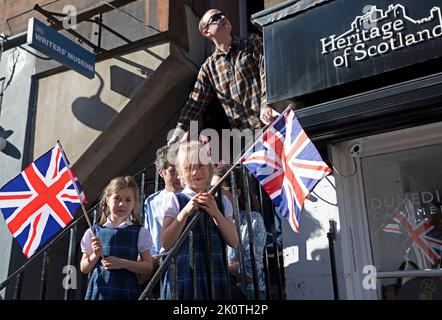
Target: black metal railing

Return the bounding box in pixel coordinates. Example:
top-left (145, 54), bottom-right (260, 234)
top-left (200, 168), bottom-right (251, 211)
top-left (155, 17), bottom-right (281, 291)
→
top-left (139, 166), bottom-right (285, 300)
top-left (0, 163), bottom-right (285, 300)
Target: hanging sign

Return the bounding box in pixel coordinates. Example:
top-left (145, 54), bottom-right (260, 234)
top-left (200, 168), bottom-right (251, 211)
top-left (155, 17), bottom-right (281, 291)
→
top-left (27, 18), bottom-right (95, 79)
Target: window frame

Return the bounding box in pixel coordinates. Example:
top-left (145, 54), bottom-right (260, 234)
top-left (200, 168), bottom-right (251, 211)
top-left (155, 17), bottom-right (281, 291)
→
top-left (331, 121), bottom-right (442, 299)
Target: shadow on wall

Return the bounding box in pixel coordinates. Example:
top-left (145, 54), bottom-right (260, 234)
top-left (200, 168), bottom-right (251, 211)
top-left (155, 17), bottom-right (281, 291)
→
top-left (110, 65), bottom-right (150, 99)
top-left (71, 72), bottom-right (117, 131)
top-left (283, 208), bottom-right (335, 299)
top-left (72, 59), bottom-right (155, 131)
top-left (111, 55), bottom-right (156, 99)
top-left (0, 126), bottom-right (21, 159)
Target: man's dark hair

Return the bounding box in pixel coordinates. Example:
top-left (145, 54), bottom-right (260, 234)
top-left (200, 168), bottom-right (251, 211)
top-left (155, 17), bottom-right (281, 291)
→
top-left (155, 144), bottom-right (179, 171)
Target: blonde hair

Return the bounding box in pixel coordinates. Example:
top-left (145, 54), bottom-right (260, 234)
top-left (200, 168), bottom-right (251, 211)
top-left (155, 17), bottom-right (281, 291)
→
top-left (98, 176), bottom-right (141, 225)
top-left (198, 9), bottom-right (219, 34)
top-left (176, 141), bottom-right (215, 187)
top-left (198, 12), bottom-right (209, 34)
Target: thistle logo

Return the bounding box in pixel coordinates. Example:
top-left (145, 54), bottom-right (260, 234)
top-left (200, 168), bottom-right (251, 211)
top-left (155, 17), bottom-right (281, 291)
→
top-left (320, 4), bottom-right (442, 68)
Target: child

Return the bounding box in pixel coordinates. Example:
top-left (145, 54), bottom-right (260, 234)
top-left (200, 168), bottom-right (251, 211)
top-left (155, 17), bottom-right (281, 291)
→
top-left (80, 176), bottom-right (153, 300)
top-left (160, 141), bottom-right (238, 299)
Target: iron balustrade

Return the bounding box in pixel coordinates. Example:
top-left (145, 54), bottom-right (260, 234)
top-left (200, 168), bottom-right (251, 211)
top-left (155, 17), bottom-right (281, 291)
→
top-left (0, 163), bottom-right (285, 300)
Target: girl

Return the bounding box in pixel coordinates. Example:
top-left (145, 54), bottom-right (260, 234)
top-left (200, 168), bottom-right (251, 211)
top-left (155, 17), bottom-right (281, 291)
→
top-left (80, 176), bottom-right (153, 300)
top-left (160, 141), bottom-right (238, 299)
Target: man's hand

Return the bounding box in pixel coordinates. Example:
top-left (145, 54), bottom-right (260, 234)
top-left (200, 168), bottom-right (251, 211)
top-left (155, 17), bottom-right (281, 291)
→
top-left (260, 106), bottom-right (277, 125)
top-left (167, 128), bottom-right (186, 147)
top-left (167, 133), bottom-right (180, 147)
top-left (167, 135), bottom-right (179, 147)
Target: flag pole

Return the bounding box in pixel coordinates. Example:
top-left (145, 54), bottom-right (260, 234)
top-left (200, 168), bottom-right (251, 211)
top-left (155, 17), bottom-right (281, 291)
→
top-left (56, 141), bottom-right (93, 230)
top-left (207, 105), bottom-right (292, 195)
top-left (56, 141), bottom-right (104, 259)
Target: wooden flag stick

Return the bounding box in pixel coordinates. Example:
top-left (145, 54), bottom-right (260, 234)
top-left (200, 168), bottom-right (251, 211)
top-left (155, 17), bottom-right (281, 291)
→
top-left (56, 141), bottom-right (104, 259)
top-left (207, 105), bottom-right (292, 195)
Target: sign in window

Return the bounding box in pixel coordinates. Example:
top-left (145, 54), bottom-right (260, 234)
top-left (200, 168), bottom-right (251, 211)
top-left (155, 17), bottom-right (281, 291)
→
top-left (362, 143), bottom-right (442, 299)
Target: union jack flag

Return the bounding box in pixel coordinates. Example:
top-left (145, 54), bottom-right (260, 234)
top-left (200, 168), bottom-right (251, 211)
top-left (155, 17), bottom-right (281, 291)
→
top-left (243, 107), bottom-right (332, 232)
top-left (0, 143), bottom-right (86, 258)
top-left (383, 199), bottom-right (442, 269)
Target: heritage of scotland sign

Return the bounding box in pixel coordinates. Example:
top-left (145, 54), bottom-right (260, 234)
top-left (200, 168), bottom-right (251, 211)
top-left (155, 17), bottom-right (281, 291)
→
top-left (321, 4), bottom-right (442, 68)
top-left (263, 0), bottom-right (442, 102)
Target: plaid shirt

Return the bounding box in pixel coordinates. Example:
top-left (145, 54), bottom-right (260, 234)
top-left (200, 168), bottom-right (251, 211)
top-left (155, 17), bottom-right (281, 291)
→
top-left (177, 34), bottom-right (267, 132)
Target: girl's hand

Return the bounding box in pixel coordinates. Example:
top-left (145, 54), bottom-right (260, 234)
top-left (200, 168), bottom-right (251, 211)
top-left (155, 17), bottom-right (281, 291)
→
top-left (182, 195), bottom-right (200, 217)
top-left (196, 193), bottom-right (221, 218)
top-left (101, 256), bottom-right (125, 270)
top-left (91, 236), bottom-right (102, 257)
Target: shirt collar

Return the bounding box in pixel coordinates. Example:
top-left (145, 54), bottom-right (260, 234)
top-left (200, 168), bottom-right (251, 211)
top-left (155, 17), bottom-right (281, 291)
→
top-left (181, 186), bottom-right (211, 197)
top-left (103, 216), bottom-right (133, 228)
top-left (182, 187), bottom-right (197, 197)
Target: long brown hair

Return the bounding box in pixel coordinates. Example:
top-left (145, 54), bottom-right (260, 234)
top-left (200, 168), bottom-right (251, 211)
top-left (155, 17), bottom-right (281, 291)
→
top-left (98, 176), bottom-right (141, 226)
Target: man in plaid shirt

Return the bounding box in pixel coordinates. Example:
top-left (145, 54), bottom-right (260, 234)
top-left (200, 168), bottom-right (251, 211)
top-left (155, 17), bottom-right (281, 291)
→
top-left (168, 9), bottom-right (277, 146)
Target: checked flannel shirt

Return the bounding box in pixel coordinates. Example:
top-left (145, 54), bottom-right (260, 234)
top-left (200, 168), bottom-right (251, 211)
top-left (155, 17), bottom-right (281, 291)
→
top-left (176, 34), bottom-right (267, 132)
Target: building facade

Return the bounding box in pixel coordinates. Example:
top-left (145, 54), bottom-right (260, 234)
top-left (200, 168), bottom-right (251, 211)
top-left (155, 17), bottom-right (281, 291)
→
top-left (0, 0), bottom-right (275, 300)
top-left (253, 0), bottom-right (442, 299)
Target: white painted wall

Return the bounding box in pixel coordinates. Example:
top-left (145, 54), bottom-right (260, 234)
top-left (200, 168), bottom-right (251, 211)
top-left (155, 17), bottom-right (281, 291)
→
top-left (282, 175), bottom-right (339, 299)
top-left (0, 47), bottom-right (36, 299)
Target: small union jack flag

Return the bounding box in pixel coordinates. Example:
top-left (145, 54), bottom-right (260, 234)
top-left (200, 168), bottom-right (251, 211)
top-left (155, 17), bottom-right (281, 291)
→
top-left (383, 199), bottom-right (442, 269)
top-left (0, 143), bottom-right (86, 257)
top-left (243, 107), bottom-right (332, 232)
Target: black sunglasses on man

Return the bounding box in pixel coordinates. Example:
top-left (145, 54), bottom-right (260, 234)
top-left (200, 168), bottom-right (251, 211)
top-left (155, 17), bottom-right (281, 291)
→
top-left (204, 12), bottom-right (226, 29)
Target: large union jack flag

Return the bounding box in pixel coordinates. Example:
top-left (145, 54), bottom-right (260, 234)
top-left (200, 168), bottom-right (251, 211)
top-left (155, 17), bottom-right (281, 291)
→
top-left (383, 198), bottom-right (442, 269)
top-left (243, 107), bottom-right (332, 232)
top-left (0, 143), bottom-right (86, 258)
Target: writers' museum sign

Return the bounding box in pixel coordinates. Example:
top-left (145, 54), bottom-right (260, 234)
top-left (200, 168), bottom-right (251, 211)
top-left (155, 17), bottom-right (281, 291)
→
top-left (27, 18), bottom-right (95, 79)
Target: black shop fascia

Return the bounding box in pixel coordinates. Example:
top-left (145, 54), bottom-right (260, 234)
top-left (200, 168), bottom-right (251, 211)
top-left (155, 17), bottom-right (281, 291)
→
top-left (252, 0), bottom-right (442, 142)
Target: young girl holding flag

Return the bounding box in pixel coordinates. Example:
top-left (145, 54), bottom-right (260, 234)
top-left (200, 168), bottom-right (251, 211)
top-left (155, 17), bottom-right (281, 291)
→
top-left (160, 141), bottom-right (238, 299)
top-left (80, 176), bottom-right (153, 300)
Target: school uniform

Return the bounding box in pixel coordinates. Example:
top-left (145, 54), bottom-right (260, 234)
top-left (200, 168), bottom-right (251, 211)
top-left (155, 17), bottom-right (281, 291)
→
top-left (160, 187), bottom-right (233, 300)
top-left (80, 217), bottom-right (152, 300)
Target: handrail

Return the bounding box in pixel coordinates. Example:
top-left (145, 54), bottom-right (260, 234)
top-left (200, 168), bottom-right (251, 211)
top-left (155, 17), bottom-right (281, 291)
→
top-left (1, 162), bottom-right (285, 300)
top-left (0, 207), bottom-right (91, 292)
top-left (138, 212), bottom-right (204, 300)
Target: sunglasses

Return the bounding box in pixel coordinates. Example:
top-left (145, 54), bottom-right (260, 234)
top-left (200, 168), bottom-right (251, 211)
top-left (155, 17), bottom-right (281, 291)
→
top-left (204, 12), bottom-right (226, 29)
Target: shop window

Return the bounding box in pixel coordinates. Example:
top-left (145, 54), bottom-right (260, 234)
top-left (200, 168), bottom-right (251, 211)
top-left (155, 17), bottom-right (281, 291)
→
top-left (361, 143), bottom-right (442, 299)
